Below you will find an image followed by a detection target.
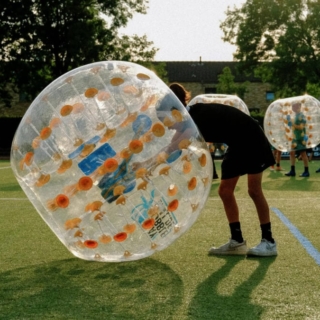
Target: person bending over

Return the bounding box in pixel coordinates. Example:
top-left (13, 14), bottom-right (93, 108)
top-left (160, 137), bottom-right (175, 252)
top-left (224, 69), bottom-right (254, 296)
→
top-left (169, 83), bottom-right (277, 256)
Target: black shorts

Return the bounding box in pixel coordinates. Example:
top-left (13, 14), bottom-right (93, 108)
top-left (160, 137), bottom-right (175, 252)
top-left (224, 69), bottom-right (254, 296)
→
top-left (221, 146), bottom-right (275, 180)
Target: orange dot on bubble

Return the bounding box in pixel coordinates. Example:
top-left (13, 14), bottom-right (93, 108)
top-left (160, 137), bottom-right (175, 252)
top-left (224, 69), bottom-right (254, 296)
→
top-left (129, 140), bottom-right (143, 153)
top-left (100, 128), bottom-right (116, 143)
top-left (142, 218), bottom-right (155, 230)
top-left (80, 144), bottom-right (95, 158)
top-left (94, 213), bottom-right (104, 221)
top-left (152, 122), bottom-right (165, 137)
top-left (32, 136), bottom-right (41, 149)
top-left (188, 177), bottom-right (197, 191)
top-left (114, 232), bottom-right (127, 242)
top-left (178, 139), bottom-right (191, 150)
top-left (148, 206), bottom-right (159, 217)
top-left (183, 161), bottom-right (192, 174)
top-left (137, 181), bottom-right (148, 190)
top-left (64, 217), bottom-right (82, 230)
top-left (137, 73), bottom-right (150, 80)
top-left (163, 116), bottom-right (175, 127)
top-left (119, 147), bottom-right (131, 159)
top-left (168, 199), bottom-right (179, 212)
top-left (72, 103), bottom-right (85, 114)
top-left (167, 184), bottom-right (178, 196)
top-left (198, 154), bottom-right (207, 167)
top-left (103, 158), bottom-right (118, 173)
top-left (157, 152), bottom-right (169, 164)
top-left (74, 230), bottom-right (83, 238)
top-left (113, 185), bottom-right (126, 196)
top-left (85, 201), bottom-right (103, 212)
top-left (24, 152), bottom-right (34, 166)
top-left (171, 109), bottom-right (183, 122)
top-left (55, 194), bottom-right (69, 208)
top-left (60, 105), bottom-right (73, 116)
top-left (49, 117), bottom-right (61, 128)
top-left (40, 127), bottom-right (52, 140)
top-left (124, 251), bottom-right (131, 257)
top-left (141, 131), bottom-right (154, 143)
top-left (57, 159), bottom-right (73, 174)
top-left (85, 87), bottom-right (98, 98)
top-left (123, 223), bottom-right (136, 234)
top-left (110, 77), bottom-right (124, 86)
top-left (159, 166), bottom-right (171, 176)
top-left (99, 234), bottom-right (112, 244)
top-left (140, 94), bottom-right (158, 111)
top-left (84, 240), bottom-right (98, 249)
top-left (202, 177), bottom-right (210, 187)
top-left (97, 91), bottom-right (111, 101)
top-left (77, 176), bottom-right (93, 191)
top-left (116, 195), bottom-right (126, 205)
top-left (123, 85), bottom-right (139, 94)
top-left (35, 174), bottom-right (50, 187)
top-left (136, 167), bottom-right (148, 179)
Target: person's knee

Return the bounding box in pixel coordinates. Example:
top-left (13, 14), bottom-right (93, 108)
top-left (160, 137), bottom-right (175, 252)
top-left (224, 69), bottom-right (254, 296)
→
top-left (248, 187), bottom-right (262, 199)
top-left (218, 184), bottom-right (233, 199)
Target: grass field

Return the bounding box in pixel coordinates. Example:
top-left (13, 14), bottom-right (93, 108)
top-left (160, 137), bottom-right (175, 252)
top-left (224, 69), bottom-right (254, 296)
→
top-left (1, 159), bottom-right (320, 320)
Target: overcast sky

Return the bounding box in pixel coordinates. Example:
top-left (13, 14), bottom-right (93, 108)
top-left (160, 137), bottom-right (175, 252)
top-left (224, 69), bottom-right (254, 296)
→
top-left (119, 0), bottom-right (245, 61)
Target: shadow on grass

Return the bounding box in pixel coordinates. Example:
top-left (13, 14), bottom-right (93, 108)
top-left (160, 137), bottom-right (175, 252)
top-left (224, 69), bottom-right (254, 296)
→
top-left (188, 256), bottom-right (276, 320)
top-left (0, 183), bottom-right (23, 192)
top-left (0, 258), bottom-right (183, 320)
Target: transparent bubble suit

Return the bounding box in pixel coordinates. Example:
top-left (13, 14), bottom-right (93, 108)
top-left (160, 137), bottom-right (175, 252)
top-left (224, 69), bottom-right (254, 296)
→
top-left (187, 94), bottom-right (250, 115)
top-left (10, 61), bottom-right (213, 262)
top-left (264, 95), bottom-right (320, 152)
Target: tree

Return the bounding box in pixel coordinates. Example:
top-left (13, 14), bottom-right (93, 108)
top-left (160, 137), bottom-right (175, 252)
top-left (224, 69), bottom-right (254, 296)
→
top-left (216, 67), bottom-right (248, 99)
top-left (0, 0), bottom-right (158, 106)
top-left (220, 0), bottom-right (320, 97)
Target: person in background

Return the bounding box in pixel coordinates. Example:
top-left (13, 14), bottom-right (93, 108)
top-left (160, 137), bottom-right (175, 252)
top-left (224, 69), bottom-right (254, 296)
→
top-left (297, 148), bottom-right (313, 162)
top-left (285, 102), bottom-right (310, 177)
top-left (270, 147), bottom-right (284, 171)
top-left (169, 83), bottom-right (277, 257)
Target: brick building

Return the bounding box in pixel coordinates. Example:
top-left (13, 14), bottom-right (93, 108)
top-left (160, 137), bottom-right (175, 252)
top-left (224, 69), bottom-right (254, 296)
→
top-left (162, 61), bottom-right (273, 111)
top-left (0, 60), bottom-right (272, 118)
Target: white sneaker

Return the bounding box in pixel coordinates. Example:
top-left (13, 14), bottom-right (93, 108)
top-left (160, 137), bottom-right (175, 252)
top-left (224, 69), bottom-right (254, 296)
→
top-left (208, 239), bottom-right (248, 256)
top-left (247, 239), bottom-right (277, 257)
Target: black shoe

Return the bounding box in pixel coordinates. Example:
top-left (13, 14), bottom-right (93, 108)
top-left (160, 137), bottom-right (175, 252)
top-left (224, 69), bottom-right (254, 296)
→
top-left (316, 168), bottom-right (320, 173)
top-left (299, 172), bottom-right (310, 177)
top-left (285, 171), bottom-right (296, 177)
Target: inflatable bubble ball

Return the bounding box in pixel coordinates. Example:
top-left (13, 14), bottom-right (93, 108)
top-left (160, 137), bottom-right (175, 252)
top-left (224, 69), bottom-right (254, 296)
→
top-left (10, 61), bottom-right (213, 262)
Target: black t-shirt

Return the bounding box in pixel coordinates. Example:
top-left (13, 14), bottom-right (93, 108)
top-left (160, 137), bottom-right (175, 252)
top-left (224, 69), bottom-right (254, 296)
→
top-left (188, 103), bottom-right (267, 149)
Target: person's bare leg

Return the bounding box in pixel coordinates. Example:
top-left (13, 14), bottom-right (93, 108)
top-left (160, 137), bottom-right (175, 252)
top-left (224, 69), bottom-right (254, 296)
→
top-left (246, 172), bottom-right (277, 256)
top-left (247, 172), bottom-right (270, 224)
top-left (290, 151), bottom-right (296, 166)
top-left (208, 176), bottom-right (247, 255)
top-left (300, 150), bottom-right (309, 167)
top-left (276, 150), bottom-right (281, 164)
top-left (218, 176), bottom-right (240, 223)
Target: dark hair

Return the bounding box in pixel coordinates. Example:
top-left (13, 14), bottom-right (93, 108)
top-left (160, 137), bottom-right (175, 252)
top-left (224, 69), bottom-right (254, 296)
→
top-left (169, 83), bottom-right (191, 106)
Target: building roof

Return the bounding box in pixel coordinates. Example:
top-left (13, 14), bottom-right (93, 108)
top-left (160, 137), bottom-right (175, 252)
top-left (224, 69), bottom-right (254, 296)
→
top-left (157, 61), bottom-right (260, 83)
